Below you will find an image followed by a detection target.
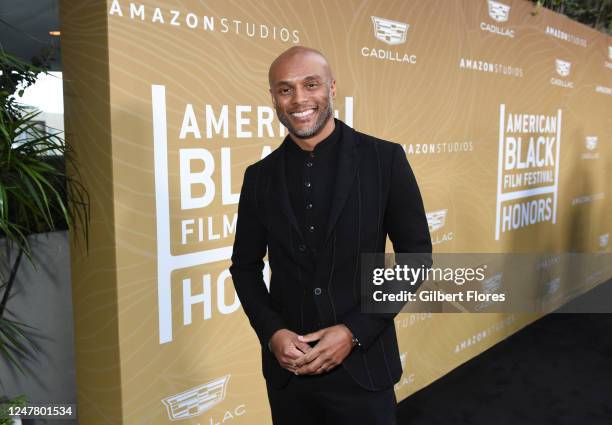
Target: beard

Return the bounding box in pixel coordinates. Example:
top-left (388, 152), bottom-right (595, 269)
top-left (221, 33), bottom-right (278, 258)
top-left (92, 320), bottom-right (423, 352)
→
top-left (275, 89), bottom-right (334, 139)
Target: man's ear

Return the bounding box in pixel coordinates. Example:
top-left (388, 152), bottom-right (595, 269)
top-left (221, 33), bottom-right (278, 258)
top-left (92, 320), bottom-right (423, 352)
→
top-left (330, 79), bottom-right (337, 99)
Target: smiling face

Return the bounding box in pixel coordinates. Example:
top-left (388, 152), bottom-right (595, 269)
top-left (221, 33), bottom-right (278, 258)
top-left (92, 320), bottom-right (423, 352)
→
top-left (268, 47), bottom-right (336, 140)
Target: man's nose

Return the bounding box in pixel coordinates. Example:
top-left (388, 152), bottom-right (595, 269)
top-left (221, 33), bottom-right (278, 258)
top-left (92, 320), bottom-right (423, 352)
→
top-left (292, 86), bottom-right (308, 104)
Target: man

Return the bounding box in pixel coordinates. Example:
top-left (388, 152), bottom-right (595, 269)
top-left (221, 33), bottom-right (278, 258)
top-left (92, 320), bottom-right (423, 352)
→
top-left (229, 46), bottom-right (432, 425)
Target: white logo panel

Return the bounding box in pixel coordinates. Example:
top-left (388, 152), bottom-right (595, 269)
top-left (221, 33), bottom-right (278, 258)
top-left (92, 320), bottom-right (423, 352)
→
top-left (586, 136), bottom-right (598, 151)
top-left (426, 210), bottom-right (447, 232)
top-left (371, 16), bottom-right (409, 45)
top-left (555, 59), bottom-right (571, 77)
top-left (487, 0), bottom-right (511, 22)
top-left (162, 375), bottom-right (231, 421)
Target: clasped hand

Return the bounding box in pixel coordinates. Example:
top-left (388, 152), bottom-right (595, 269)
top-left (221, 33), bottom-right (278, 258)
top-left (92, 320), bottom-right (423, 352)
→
top-left (269, 324), bottom-right (354, 375)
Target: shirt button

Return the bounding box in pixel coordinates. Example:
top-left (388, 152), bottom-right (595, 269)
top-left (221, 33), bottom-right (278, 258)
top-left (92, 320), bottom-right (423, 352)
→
top-left (309, 152), bottom-right (316, 158)
top-left (304, 181), bottom-right (311, 188)
top-left (306, 203), bottom-right (313, 210)
top-left (314, 287), bottom-right (322, 295)
top-left (306, 161), bottom-right (313, 167)
top-left (298, 244), bottom-right (306, 252)
top-left (308, 225), bottom-right (315, 232)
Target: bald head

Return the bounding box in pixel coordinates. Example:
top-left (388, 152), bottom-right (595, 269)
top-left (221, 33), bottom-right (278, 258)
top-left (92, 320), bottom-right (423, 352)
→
top-left (268, 46), bottom-right (333, 89)
top-left (267, 46), bottom-right (337, 142)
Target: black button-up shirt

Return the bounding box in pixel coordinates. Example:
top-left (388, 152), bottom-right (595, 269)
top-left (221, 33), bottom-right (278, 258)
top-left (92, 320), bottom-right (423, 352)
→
top-left (285, 120), bottom-right (341, 254)
top-left (284, 119), bottom-right (341, 333)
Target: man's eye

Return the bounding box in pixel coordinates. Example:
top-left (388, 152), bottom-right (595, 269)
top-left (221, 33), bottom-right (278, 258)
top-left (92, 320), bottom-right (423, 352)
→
top-left (306, 83), bottom-right (318, 88)
top-left (280, 88), bottom-right (291, 94)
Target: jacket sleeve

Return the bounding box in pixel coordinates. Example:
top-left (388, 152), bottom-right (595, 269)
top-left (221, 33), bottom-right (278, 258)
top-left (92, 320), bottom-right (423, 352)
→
top-left (229, 164), bottom-right (286, 348)
top-left (340, 143), bottom-right (432, 350)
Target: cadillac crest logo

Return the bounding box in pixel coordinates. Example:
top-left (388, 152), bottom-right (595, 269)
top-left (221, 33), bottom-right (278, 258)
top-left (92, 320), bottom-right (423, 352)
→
top-left (487, 0), bottom-right (511, 22)
top-left (371, 16), bottom-right (409, 45)
top-left (426, 209), bottom-right (448, 233)
top-left (161, 375), bottom-right (231, 421)
top-left (555, 59), bottom-right (571, 77)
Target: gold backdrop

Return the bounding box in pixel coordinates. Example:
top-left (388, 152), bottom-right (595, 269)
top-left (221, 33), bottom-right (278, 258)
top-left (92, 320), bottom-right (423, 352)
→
top-left (60, 0), bottom-right (611, 424)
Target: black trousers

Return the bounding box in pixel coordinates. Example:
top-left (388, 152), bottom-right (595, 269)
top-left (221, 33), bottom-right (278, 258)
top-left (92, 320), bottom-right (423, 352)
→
top-left (266, 364), bottom-right (398, 425)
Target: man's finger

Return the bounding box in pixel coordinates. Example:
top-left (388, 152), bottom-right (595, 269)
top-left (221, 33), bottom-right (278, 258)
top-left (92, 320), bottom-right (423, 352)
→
top-left (284, 345), bottom-right (306, 360)
top-left (293, 346), bottom-right (321, 367)
top-left (312, 364), bottom-right (327, 375)
top-left (298, 356), bottom-right (325, 375)
top-left (316, 364), bottom-right (330, 374)
top-left (282, 363), bottom-right (297, 374)
top-left (295, 341), bottom-right (313, 354)
top-left (298, 330), bottom-right (323, 343)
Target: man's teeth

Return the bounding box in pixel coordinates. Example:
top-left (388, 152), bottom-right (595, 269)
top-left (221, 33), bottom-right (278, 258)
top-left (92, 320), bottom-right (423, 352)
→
top-left (291, 109), bottom-right (315, 117)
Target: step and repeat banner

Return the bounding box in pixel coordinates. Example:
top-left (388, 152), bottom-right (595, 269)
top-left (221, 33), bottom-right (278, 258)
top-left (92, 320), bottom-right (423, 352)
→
top-left (60, 0), bottom-right (611, 424)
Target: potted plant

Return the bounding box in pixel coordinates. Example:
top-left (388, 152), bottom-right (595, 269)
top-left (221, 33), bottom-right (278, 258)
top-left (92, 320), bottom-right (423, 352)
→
top-left (0, 48), bottom-right (90, 388)
top-left (0, 394), bottom-right (25, 425)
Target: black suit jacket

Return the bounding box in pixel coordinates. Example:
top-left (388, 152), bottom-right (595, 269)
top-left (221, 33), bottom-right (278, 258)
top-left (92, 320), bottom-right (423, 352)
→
top-left (229, 119), bottom-right (432, 391)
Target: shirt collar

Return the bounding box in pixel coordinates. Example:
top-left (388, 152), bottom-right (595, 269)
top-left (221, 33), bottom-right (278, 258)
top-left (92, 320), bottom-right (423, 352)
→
top-left (286, 118), bottom-right (341, 156)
